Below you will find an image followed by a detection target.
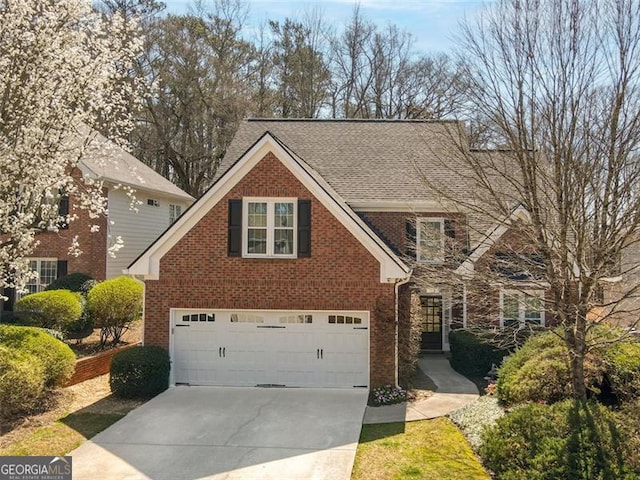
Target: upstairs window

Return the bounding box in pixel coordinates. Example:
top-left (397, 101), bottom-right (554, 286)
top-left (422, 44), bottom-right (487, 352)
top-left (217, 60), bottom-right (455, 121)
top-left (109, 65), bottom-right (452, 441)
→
top-left (243, 198), bottom-right (296, 257)
top-left (501, 290), bottom-right (545, 327)
top-left (169, 204), bottom-right (182, 224)
top-left (416, 218), bottom-right (444, 263)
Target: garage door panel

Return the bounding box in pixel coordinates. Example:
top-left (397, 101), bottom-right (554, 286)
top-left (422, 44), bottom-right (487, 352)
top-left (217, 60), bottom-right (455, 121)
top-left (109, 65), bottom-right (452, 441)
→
top-left (172, 310), bottom-right (369, 388)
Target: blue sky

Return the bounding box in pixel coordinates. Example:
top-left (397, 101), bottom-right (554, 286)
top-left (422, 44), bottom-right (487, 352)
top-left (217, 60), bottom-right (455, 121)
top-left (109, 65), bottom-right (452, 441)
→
top-left (162, 0), bottom-right (490, 54)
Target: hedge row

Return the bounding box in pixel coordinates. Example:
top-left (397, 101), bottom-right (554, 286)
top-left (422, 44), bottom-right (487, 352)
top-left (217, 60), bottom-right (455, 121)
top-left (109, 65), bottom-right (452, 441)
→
top-left (449, 329), bottom-right (510, 379)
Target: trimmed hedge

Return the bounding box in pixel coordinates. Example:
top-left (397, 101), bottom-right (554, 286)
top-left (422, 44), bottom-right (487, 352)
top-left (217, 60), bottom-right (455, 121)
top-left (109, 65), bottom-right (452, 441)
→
top-left (14, 289), bottom-right (82, 332)
top-left (0, 346), bottom-right (45, 418)
top-left (87, 276), bottom-right (142, 345)
top-left (449, 329), bottom-right (509, 378)
top-left (497, 326), bottom-right (640, 406)
top-left (45, 272), bottom-right (93, 293)
top-left (0, 325), bottom-right (75, 387)
top-left (481, 400), bottom-right (639, 479)
top-left (110, 346), bottom-right (170, 399)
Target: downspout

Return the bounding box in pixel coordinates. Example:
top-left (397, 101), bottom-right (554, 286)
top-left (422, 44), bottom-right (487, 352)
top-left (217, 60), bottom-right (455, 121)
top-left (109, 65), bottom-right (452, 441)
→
top-left (394, 270), bottom-right (413, 387)
top-left (128, 273), bottom-right (146, 346)
top-left (463, 283), bottom-right (468, 328)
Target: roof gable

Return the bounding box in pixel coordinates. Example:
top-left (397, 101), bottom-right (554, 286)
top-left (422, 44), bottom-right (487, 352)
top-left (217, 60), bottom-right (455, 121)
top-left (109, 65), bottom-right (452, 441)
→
top-left (127, 132), bottom-right (410, 283)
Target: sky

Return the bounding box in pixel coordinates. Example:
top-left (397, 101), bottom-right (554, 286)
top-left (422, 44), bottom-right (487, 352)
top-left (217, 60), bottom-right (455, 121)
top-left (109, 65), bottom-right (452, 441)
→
top-left (161, 0), bottom-right (490, 54)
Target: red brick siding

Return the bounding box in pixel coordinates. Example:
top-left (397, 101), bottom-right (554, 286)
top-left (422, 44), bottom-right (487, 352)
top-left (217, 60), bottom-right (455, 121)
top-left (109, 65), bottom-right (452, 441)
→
top-left (65, 342), bottom-right (141, 386)
top-left (144, 152), bottom-right (398, 387)
top-left (31, 170), bottom-right (108, 280)
top-left (360, 211), bottom-right (468, 257)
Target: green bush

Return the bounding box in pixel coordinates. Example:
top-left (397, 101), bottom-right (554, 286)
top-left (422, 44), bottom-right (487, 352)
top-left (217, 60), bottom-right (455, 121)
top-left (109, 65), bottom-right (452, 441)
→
top-left (14, 289), bottom-right (82, 331)
top-left (0, 325), bottom-right (75, 388)
top-left (481, 400), bottom-right (638, 479)
top-left (45, 272), bottom-right (93, 293)
top-left (603, 341), bottom-right (640, 402)
top-left (496, 327), bottom-right (640, 406)
top-left (0, 346), bottom-right (45, 418)
top-left (87, 276), bottom-right (142, 346)
top-left (110, 346), bottom-right (170, 399)
top-left (449, 329), bottom-right (510, 378)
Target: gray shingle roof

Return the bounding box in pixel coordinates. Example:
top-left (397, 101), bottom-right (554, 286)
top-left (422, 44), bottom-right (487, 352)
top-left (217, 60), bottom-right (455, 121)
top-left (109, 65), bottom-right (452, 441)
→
top-left (218, 119), bottom-right (471, 204)
top-left (80, 128), bottom-right (193, 201)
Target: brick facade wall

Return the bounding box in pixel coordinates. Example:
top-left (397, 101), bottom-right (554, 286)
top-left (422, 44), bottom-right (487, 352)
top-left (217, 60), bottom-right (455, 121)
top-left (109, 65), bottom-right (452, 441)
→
top-left (143, 152), bottom-right (398, 387)
top-left (31, 169), bottom-right (108, 280)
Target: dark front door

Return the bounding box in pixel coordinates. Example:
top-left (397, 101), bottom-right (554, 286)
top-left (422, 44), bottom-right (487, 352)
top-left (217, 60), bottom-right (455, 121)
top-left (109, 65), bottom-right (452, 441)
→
top-left (421, 296), bottom-right (443, 350)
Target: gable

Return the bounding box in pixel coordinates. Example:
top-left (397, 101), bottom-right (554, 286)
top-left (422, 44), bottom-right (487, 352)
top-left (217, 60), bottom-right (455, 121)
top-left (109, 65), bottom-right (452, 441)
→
top-left (127, 133), bottom-right (409, 283)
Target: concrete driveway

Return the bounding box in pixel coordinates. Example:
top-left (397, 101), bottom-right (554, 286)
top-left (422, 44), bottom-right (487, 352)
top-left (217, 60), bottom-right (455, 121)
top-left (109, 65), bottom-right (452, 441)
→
top-left (70, 386), bottom-right (368, 480)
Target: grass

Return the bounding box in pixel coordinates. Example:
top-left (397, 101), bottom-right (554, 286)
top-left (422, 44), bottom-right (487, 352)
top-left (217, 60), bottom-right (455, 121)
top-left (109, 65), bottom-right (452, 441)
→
top-left (351, 418), bottom-right (490, 480)
top-left (0, 412), bottom-right (125, 456)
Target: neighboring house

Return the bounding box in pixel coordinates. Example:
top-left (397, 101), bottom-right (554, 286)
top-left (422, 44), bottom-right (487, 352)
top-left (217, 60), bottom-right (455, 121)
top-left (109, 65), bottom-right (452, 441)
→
top-left (127, 119), bottom-right (546, 389)
top-left (1, 130), bottom-right (194, 311)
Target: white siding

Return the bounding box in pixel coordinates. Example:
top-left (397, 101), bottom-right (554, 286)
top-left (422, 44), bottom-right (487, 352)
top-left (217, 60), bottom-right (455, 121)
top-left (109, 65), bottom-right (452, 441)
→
top-left (106, 189), bottom-right (191, 278)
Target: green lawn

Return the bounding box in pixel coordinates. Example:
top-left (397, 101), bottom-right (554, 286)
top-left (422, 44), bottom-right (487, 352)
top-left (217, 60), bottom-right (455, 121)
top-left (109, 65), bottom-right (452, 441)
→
top-left (0, 412), bottom-right (124, 456)
top-left (351, 418), bottom-right (490, 480)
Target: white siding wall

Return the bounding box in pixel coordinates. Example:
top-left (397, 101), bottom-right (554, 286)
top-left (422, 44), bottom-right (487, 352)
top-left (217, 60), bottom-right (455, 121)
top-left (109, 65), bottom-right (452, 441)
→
top-left (106, 189), bottom-right (190, 278)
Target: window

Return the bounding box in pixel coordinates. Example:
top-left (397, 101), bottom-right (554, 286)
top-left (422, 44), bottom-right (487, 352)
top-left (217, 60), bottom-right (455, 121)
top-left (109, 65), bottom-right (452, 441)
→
top-left (328, 315), bottom-right (362, 325)
top-left (416, 218), bottom-right (444, 263)
top-left (501, 290), bottom-right (545, 327)
top-left (230, 313), bottom-right (264, 323)
top-left (24, 259), bottom-right (58, 295)
top-left (243, 198), bottom-right (296, 257)
top-left (169, 204), bottom-right (182, 224)
top-left (279, 314), bottom-right (313, 324)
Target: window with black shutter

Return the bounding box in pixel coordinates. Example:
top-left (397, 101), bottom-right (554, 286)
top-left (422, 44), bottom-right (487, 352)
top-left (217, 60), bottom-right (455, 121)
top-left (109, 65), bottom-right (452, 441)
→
top-left (58, 195), bottom-right (69, 229)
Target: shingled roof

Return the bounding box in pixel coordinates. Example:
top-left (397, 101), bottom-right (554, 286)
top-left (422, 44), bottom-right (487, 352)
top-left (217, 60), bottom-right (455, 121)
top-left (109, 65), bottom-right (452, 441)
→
top-left (217, 119), bottom-right (471, 205)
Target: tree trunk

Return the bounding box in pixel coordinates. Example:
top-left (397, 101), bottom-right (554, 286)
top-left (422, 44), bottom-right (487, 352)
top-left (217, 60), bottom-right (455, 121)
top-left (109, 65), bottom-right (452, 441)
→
top-left (567, 314), bottom-right (588, 400)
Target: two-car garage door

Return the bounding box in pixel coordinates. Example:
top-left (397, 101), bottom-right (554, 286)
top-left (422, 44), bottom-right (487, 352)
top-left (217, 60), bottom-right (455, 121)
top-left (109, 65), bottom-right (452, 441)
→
top-left (171, 309), bottom-right (369, 388)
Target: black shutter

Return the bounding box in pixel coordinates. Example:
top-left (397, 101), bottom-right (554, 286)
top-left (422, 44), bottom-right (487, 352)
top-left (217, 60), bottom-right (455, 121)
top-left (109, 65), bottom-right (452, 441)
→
top-left (405, 219), bottom-right (416, 256)
top-left (444, 219), bottom-right (455, 239)
top-left (228, 199), bottom-right (242, 257)
top-left (56, 260), bottom-right (68, 278)
top-left (2, 287), bottom-right (15, 311)
top-left (297, 199), bottom-right (311, 257)
top-left (58, 195), bottom-right (69, 229)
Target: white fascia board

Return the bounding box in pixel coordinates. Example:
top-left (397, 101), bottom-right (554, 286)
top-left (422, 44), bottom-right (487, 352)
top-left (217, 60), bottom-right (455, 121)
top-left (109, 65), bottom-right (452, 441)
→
top-left (455, 205), bottom-right (531, 277)
top-left (127, 134), bottom-right (409, 283)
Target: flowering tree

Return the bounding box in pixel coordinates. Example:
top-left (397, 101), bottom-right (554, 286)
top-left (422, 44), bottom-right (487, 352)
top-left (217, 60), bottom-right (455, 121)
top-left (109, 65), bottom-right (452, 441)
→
top-left (0, 0), bottom-right (143, 291)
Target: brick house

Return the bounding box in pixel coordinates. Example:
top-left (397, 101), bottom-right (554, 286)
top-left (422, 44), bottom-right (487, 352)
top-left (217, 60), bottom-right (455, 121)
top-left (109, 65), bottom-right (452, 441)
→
top-left (2, 130), bottom-right (193, 311)
top-left (128, 119), bottom-right (548, 388)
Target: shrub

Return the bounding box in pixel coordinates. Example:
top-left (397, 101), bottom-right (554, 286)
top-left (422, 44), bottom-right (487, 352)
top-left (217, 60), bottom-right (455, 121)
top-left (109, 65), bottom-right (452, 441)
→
top-left (14, 289), bottom-right (82, 331)
top-left (448, 396), bottom-right (505, 451)
top-left (110, 346), bottom-right (170, 399)
top-left (449, 329), bottom-right (510, 379)
top-left (0, 346), bottom-right (45, 418)
top-left (368, 385), bottom-right (414, 406)
top-left (0, 325), bottom-right (75, 387)
top-left (398, 292), bottom-right (423, 387)
top-left (603, 341), bottom-right (640, 402)
top-left (87, 276), bottom-right (142, 347)
top-left (496, 326), bottom-right (640, 406)
top-left (45, 272), bottom-right (93, 293)
top-left (481, 400), bottom-right (638, 479)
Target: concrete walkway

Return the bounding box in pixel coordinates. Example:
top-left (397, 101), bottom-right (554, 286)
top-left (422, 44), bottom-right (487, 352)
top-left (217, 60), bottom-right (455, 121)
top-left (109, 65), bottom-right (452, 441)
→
top-left (363, 354), bottom-right (479, 424)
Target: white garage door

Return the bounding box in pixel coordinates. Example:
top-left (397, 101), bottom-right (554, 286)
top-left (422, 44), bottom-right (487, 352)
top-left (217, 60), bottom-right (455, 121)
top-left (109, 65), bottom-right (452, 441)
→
top-left (171, 309), bottom-right (369, 388)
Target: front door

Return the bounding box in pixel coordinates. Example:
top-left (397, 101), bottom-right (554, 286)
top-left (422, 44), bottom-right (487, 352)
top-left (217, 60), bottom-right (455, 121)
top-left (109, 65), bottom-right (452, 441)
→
top-left (421, 296), bottom-right (443, 350)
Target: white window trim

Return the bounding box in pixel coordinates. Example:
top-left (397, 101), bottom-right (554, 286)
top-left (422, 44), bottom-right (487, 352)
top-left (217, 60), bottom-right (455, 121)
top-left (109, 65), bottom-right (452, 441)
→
top-left (242, 197), bottom-right (297, 258)
top-left (416, 217), bottom-right (445, 264)
top-left (169, 204), bottom-right (182, 224)
top-left (19, 258), bottom-right (58, 299)
top-left (499, 289), bottom-right (546, 327)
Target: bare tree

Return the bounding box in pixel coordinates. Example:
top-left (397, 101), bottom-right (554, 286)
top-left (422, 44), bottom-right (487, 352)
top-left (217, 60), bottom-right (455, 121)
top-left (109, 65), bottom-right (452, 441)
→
top-left (415, 0), bottom-right (640, 400)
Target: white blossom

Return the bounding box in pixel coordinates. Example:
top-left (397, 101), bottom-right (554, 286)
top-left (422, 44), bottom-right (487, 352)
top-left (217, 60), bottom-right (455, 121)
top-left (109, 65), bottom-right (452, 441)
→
top-left (0, 0), bottom-right (144, 288)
